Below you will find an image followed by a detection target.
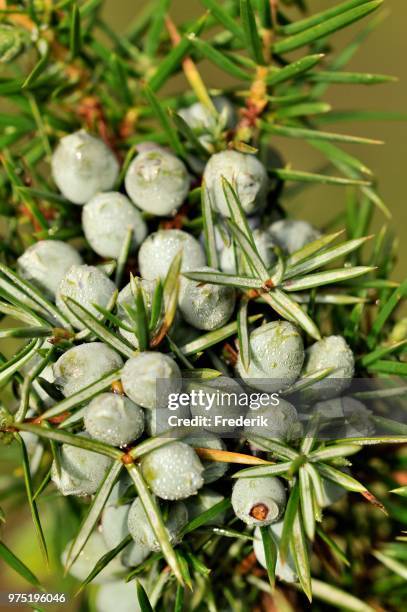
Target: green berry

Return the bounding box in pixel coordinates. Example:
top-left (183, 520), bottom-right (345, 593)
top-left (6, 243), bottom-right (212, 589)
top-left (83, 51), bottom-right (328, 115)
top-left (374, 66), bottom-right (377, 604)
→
top-left (141, 441), bottom-right (204, 500)
top-left (53, 342), bottom-right (123, 397)
top-left (244, 397), bottom-right (302, 446)
top-left (203, 150), bottom-right (268, 217)
top-left (127, 497), bottom-right (188, 551)
top-left (17, 240), bottom-right (82, 298)
top-left (253, 522), bottom-right (297, 583)
top-left (185, 488), bottom-right (226, 525)
top-left (51, 130), bottom-right (119, 204)
top-left (84, 392), bottom-right (144, 447)
top-left (82, 192), bottom-right (147, 259)
top-left (185, 432), bottom-right (228, 483)
top-left (51, 433), bottom-right (112, 496)
top-left (56, 264), bottom-right (116, 330)
top-left (302, 335), bottom-right (354, 399)
top-left (179, 96), bottom-right (235, 131)
top-left (121, 352), bottom-right (181, 410)
top-left (96, 581), bottom-right (144, 612)
top-left (236, 321), bottom-right (305, 392)
top-left (117, 279), bottom-right (157, 348)
top-left (268, 219), bottom-right (320, 255)
top-left (179, 266), bottom-right (235, 330)
top-left (231, 476), bottom-right (286, 526)
top-left (62, 532), bottom-right (123, 583)
top-left (125, 149), bottom-right (190, 216)
top-left (138, 229), bottom-right (205, 281)
top-left (315, 396), bottom-right (373, 437)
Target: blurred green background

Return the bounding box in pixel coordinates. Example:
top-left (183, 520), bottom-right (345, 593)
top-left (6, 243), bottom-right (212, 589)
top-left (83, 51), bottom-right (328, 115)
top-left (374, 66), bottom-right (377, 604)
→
top-left (105, 0), bottom-right (407, 279)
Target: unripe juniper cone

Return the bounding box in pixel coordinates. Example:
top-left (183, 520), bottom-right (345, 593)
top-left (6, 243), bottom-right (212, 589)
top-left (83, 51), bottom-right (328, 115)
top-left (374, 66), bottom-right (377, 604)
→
top-left (268, 219), bottom-right (321, 254)
top-left (138, 229), bottom-right (205, 280)
top-left (203, 150), bottom-right (268, 217)
top-left (56, 264), bottom-right (116, 330)
top-left (82, 192), bottom-right (147, 259)
top-left (53, 343), bottom-right (123, 397)
top-left (51, 130), bottom-right (119, 204)
top-left (302, 335), bottom-right (355, 399)
top-left (121, 352), bottom-right (181, 409)
top-left (236, 321), bottom-right (305, 392)
top-left (17, 240), bottom-right (83, 298)
top-left (117, 279), bottom-right (158, 347)
top-left (231, 476), bottom-right (287, 526)
top-left (127, 497), bottom-right (188, 551)
top-left (84, 393), bottom-right (144, 446)
top-left (125, 149), bottom-right (190, 216)
top-left (141, 441), bottom-right (204, 500)
top-left (179, 266), bottom-right (236, 330)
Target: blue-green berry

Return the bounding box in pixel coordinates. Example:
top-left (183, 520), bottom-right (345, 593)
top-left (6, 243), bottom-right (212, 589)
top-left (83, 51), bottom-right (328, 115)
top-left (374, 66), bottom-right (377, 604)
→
top-left (51, 130), bottom-right (119, 204)
top-left (17, 240), bottom-right (82, 298)
top-left (121, 352), bottom-right (181, 410)
top-left (56, 264), bottom-right (116, 330)
top-left (96, 581), bottom-right (144, 612)
top-left (203, 150), bottom-right (268, 217)
top-left (53, 342), bottom-right (123, 397)
top-left (51, 433), bottom-right (112, 496)
top-left (178, 96), bottom-right (235, 131)
top-left (244, 397), bottom-right (302, 446)
top-left (253, 523), bottom-right (297, 583)
top-left (302, 335), bottom-right (354, 399)
top-left (179, 266), bottom-right (235, 330)
top-left (82, 192), bottom-right (147, 259)
top-left (268, 219), bottom-right (320, 254)
top-left (141, 441), bottom-right (204, 500)
top-left (236, 321), bottom-right (305, 392)
top-left (185, 488), bottom-right (226, 525)
top-left (62, 532), bottom-right (123, 583)
top-left (125, 149), bottom-right (190, 216)
top-left (185, 432), bottom-right (228, 483)
top-left (231, 476), bottom-right (286, 526)
top-left (127, 497), bottom-right (188, 551)
top-left (84, 392), bottom-right (144, 447)
top-left (138, 229), bottom-right (205, 281)
top-left (117, 279), bottom-right (157, 348)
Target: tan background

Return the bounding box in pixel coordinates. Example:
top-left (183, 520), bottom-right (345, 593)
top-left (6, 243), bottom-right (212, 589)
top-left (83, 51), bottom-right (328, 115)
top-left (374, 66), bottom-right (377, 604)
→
top-left (104, 0), bottom-right (407, 278)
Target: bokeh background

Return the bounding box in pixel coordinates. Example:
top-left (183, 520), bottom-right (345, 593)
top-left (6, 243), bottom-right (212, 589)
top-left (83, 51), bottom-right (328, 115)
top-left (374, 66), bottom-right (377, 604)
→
top-left (1, 0), bottom-right (406, 608)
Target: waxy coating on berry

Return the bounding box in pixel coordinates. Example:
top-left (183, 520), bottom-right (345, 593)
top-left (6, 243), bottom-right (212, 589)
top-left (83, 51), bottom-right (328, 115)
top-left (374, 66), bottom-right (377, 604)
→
top-left (244, 397), bottom-right (302, 446)
top-left (268, 219), bottom-right (320, 255)
top-left (53, 342), bottom-right (123, 397)
top-left (121, 351), bottom-right (181, 410)
top-left (96, 581), bottom-right (144, 612)
top-left (138, 229), bottom-right (205, 281)
top-left (231, 476), bottom-right (286, 526)
top-left (236, 321), bottom-right (305, 392)
top-left (141, 441), bottom-right (204, 500)
top-left (185, 488), bottom-right (226, 525)
top-left (188, 376), bottom-right (246, 434)
top-left (82, 192), bottom-right (147, 259)
top-left (125, 149), bottom-right (190, 217)
top-left (51, 432), bottom-right (112, 496)
top-left (62, 532), bottom-right (123, 583)
top-left (84, 392), bottom-right (144, 447)
top-left (17, 240), bottom-right (83, 298)
top-left (302, 335), bottom-right (355, 399)
top-left (203, 150), bottom-right (268, 217)
top-left (56, 264), bottom-right (116, 330)
top-left (51, 130), bottom-right (119, 204)
top-left (127, 497), bottom-right (188, 551)
top-left (220, 229), bottom-right (276, 274)
top-left (179, 266), bottom-right (236, 331)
